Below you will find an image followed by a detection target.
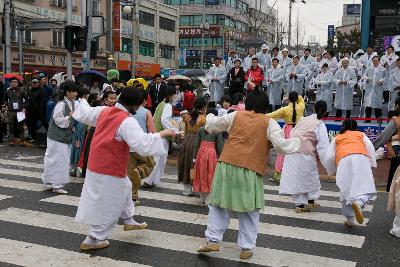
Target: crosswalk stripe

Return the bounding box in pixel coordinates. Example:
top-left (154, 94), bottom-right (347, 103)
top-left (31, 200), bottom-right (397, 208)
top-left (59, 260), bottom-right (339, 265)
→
top-left (0, 167), bottom-right (84, 184)
top-left (0, 159), bottom-right (43, 169)
top-left (0, 194), bottom-right (12, 201)
top-left (0, 179), bottom-right (45, 192)
top-left (41, 195), bottom-right (365, 248)
top-left (0, 237), bottom-right (148, 267)
top-left (0, 208), bottom-right (357, 267)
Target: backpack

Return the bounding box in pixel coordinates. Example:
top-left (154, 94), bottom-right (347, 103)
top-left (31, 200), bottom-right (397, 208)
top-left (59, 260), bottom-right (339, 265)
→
top-left (183, 91), bottom-right (195, 111)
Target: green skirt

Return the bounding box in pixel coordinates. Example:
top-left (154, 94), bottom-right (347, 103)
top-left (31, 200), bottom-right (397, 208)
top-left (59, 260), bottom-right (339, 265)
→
top-left (208, 162), bottom-right (264, 212)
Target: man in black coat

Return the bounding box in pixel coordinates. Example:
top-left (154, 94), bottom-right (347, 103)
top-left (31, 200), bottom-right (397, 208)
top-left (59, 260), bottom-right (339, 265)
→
top-left (227, 59), bottom-right (246, 99)
top-left (148, 73), bottom-right (167, 114)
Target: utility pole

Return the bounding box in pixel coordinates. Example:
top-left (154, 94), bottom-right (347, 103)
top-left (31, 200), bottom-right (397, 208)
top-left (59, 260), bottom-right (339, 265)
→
top-left (106, 0), bottom-right (113, 64)
top-left (288, 0), bottom-right (293, 49)
top-left (66, 0), bottom-right (73, 79)
top-left (4, 0), bottom-right (11, 73)
top-left (84, 0), bottom-right (93, 70)
top-left (200, 7), bottom-right (206, 70)
top-left (132, 1), bottom-right (139, 78)
top-left (17, 21), bottom-right (23, 76)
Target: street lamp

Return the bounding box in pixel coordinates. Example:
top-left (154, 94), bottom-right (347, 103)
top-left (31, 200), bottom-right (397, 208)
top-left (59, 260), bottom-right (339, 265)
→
top-left (122, 0), bottom-right (139, 78)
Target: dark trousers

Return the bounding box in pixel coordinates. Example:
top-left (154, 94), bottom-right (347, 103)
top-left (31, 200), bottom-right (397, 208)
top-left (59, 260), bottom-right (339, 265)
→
top-left (335, 109), bottom-right (351, 119)
top-left (268, 104), bottom-right (281, 113)
top-left (365, 107), bottom-right (382, 122)
top-left (383, 91), bottom-right (390, 103)
top-left (26, 112), bottom-right (48, 140)
top-left (0, 123), bottom-right (6, 143)
top-left (7, 111), bottom-right (24, 139)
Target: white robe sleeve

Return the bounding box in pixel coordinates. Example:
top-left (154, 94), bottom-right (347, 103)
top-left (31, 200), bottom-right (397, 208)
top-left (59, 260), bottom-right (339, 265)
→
top-left (364, 134), bottom-right (377, 168)
top-left (53, 102), bottom-right (71, 128)
top-left (315, 123), bottom-right (330, 170)
top-left (118, 117), bottom-right (166, 156)
top-left (333, 70), bottom-right (342, 86)
top-left (205, 112), bottom-right (236, 133)
top-left (347, 69), bottom-right (357, 87)
top-left (160, 103), bottom-right (178, 133)
top-left (72, 98), bottom-right (106, 127)
top-left (268, 119), bottom-right (300, 154)
top-left (324, 138), bottom-right (337, 176)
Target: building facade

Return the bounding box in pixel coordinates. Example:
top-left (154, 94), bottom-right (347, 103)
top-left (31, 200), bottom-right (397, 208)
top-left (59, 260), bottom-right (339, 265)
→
top-left (115, 0), bottom-right (179, 77)
top-left (0, 0), bottom-right (108, 75)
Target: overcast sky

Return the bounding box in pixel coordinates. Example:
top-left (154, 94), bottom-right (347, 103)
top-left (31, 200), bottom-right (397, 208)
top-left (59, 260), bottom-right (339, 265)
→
top-left (273, 0), bottom-right (362, 46)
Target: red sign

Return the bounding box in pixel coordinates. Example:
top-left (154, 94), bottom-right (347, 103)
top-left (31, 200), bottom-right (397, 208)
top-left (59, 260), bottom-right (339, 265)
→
top-left (113, 1), bottom-right (121, 51)
top-left (179, 27), bottom-right (221, 37)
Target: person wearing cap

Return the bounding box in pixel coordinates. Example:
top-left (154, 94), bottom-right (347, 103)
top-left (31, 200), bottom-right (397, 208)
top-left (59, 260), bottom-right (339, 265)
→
top-left (362, 55), bottom-right (386, 121)
top-left (334, 57), bottom-right (357, 118)
top-left (388, 57), bottom-right (400, 114)
top-left (226, 50), bottom-right (239, 73)
top-left (243, 47), bottom-right (256, 73)
top-left (256, 44), bottom-right (271, 73)
top-left (207, 57), bottom-right (226, 105)
top-left (381, 46), bottom-right (399, 103)
top-left (281, 48), bottom-right (292, 93)
top-left (300, 48), bottom-right (317, 90)
top-left (266, 57), bottom-right (284, 112)
top-left (285, 55), bottom-right (307, 96)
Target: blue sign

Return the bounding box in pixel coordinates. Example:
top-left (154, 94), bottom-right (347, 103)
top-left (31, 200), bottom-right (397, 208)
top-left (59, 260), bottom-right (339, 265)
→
top-left (205, 0), bottom-right (219, 5)
top-left (178, 48), bottom-right (186, 67)
top-left (328, 25), bottom-right (335, 40)
top-left (186, 50), bottom-right (217, 58)
top-left (347, 4), bottom-right (361, 15)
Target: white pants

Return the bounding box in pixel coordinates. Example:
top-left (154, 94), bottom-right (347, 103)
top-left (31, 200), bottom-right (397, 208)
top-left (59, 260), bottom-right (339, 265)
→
top-left (391, 215), bottom-right (400, 238)
top-left (205, 205), bottom-right (259, 250)
top-left (143, 139), bottom-right (168, 185)
top-left (88, 186), bottom-right (135, 240)
top-left (291, 190), bottom-right (320, 206)
top-left (341, 193), bottom-right (373, 221)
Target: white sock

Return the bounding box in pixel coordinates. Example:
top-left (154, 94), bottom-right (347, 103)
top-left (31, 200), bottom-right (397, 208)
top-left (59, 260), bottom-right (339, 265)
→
top-left (124, 217), bottom-right (144, 225)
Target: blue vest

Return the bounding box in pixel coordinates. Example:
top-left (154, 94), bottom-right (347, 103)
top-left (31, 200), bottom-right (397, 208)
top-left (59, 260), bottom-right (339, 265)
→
top-left (133, 106), bottom-right (148, 133)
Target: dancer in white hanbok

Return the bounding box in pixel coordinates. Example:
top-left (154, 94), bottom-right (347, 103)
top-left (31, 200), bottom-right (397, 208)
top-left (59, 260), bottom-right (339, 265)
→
top-left (279, 100), bottom-right (330, 213)
top-left (324, 119), bottom-right (376, 227)
top-left (73, 87), bottom-right (175, 250)
top-left (208, 57), bottom-right (226, 104)
top-left (42, 81), bottom-right (78, 194)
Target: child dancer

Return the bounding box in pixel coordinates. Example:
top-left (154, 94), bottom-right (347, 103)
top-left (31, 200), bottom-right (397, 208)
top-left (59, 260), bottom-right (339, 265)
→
top-left (217, 96), bottom-right (232, 117)
top-left (143, 86), bottom-right (179, 187)
top-left (197, 88), bottom-right (300, 260)
top-left (192, 108), bottom-right (224, 204)
top-left (178, 97), bottom-right (206, 196)
top-left (279, 100), bottom-right (330, 213)
top-left (42, 81), bottom-right (78, 194)
top-left (268, 91), bottom-right (305, 183)
top-left (325, 119), bottom-right (376, 226)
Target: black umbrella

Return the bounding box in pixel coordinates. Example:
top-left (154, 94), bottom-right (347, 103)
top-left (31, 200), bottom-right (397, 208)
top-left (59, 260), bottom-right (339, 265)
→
top-left (184, 69), bottom-right (206, 77)
top-left (75, 70), bottom-right (108, 86)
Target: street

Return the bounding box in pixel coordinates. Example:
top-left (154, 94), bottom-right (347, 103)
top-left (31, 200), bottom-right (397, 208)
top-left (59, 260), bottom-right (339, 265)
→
top-left (0, 144), bottom-right (399, 267)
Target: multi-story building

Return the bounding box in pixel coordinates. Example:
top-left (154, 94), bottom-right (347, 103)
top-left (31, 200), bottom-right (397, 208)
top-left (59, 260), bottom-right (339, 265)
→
top-left (342, 4), bottom-right (361, 26)
top-left (116, 0), bottom-right (179, 77)
top-left (164, 0), bottom-right (276, 69)
top-left (0, 0), bottom-right (108, 75)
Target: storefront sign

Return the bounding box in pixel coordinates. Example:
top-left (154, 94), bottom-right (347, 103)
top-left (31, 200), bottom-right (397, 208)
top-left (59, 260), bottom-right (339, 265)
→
top-left (117, 61), bottom-right (160, 77)
top-left (121, 21), bottom-right (155, 41)
top-left (224, 30), bottom-right (230, 54)
top-left (113, 1), bottom-right (121, 51)
top-left (186, 50), bottom-right (217, 58)
top-left (14, 2), bottom-right (81, 24)
top-left (179, 27), bottom-right (220, 37)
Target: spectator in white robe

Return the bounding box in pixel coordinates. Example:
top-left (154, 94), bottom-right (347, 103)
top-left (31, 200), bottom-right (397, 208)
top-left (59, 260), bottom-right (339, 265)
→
top-left (315, 63), bottom-right (334, 114)
top-left (285, 55), bottom-right (307, 96)
top-left (256, 44), bottom-right (271, 73)
top-left (338, 50), bottom-right (358, 75)
top-left (381, 46), bottom-right (399, 103)
top-left (266, 58), bottom-right (284, 112)
top-left (322, 51), bottom-right (338, 75)
top-left (360, 46), bottom-right (377, 75)
top-left (207, 57), bottom-right (226, 104)
top-left (324, 119), bottom-right (376, 227)
top-left (333, 57), bottom-right (357, 118)
top-left (300, 48), bottom-right (316, 90)
top-left (73, 87), bottom-right (176, 251)
top-left (243, 47), bottom-right (256, 72)
top-left (388, 58), bottom-right (400, 114)
top-left (225, 50), bottom-right (239, 73)
top-left (279, 100), bottom-right (330, 213)
top-left (281, 48), bottom-right (292, 92)
top-left (42, 81), bottom-right (78, 194)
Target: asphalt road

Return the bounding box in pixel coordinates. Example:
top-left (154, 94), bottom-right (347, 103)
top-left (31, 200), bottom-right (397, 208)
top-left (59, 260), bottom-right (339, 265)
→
top-left (0, 144), bottom-right (399, 267)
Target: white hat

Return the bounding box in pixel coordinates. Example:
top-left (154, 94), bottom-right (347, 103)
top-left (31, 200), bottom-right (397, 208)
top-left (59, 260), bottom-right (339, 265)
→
top-left (341, 57), bottom-right (350, 62)
top-left (261, 44), bottom-right (269, 50)
top-left (282, 47), bottom-right (289, 52)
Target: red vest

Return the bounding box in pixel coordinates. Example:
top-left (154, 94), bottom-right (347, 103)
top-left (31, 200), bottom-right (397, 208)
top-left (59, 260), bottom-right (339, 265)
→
top-left (88, 107), bottom-right (130, 178)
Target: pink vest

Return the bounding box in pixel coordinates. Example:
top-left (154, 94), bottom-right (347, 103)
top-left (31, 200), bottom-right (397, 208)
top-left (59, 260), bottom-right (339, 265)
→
top-left (290, 115), bottom-right (322, 157)
top-left (88, 107), bottom-right (130, 178)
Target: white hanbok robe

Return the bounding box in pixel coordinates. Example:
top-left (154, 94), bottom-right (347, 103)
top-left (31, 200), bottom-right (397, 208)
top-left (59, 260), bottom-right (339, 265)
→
top-left (362, 65), bottom-right (386, 109)
top-left (285, 64), bottom-right (307, 95)
top-left (256, 51), bottom-right (271, 73)
top-left (381, 52), bottom-right (399, 91)
top-left (315, 71), bottom-right (334, 112)
top-left (42, 99), bottom-right (75, 187)
top-left (300, 56), bottom-right (316, 89)
top-left (279, 116), bottom-right (329, 196)
top-left (324, 133), bottom-right (376, 203)
top-left (72, 100), bottom-right (166, 226)
top-left (334, 67), bottom-right (357, 111)
top-left (389, 68), bottom-right (400, 111)
top-left (266, 66), bottom-right (284, 106)
top-left (208, 64), bottom-right (226, 103)
top-left (281, 56), bottom-right (292, 90)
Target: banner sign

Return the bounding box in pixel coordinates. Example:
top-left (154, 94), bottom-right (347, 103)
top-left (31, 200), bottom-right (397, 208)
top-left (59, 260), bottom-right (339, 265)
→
top-left (112, 1), bottom-right (121, 51)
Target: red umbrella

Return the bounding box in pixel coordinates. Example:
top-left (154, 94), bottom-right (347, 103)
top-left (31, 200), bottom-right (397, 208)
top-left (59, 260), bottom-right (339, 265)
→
top-left (2, 74), bottom-right (23, 80)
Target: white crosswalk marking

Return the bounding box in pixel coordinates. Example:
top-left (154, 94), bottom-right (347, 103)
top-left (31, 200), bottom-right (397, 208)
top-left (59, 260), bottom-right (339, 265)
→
top-left (0, 159), bottom-right (43, 169)
top-left (0, 208), bottom-right (357, 267)
top-left (0, 238), bottom-right (149, 267)
top-left (0, 194), bottom-right (12, 201)
top-left (41, 195), bottom-right (365, 247)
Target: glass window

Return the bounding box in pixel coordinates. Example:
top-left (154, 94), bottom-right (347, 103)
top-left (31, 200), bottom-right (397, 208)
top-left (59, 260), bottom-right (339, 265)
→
top-left (139, 11), bottom-right (155, 27)
top-left (160, 17), bottom-right (176, 32)
top-left (11, 29), bottom-right (32, 44)
top-left (139, 41), bottom-right (155, 57)
top-left (180, 38), bottom-right (191, 47)
top-left (160, 45), bottom-right (175, 59)
top-left (121, 38), bottom-right (132, 54)
top-left (52, 30), bottom-right (63, 47)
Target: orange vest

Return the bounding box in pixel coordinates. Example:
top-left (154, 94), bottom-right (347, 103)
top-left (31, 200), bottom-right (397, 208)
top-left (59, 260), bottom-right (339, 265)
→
top-left (335, 131), bottom-right (368, 166)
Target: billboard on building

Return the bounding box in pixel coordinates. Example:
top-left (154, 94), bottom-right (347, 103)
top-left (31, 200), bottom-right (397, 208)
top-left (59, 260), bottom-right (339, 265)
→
top-left (346, 4), bottom-right (361, 15)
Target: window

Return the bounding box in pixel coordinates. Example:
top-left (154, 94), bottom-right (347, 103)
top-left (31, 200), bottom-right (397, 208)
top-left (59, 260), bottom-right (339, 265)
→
top-left (11, 29), bottom-right (32, 44)
top-left (139, 41), bottom-right (155, 57)
top-left (93, 0), bottom-right (101, 16)
top-left (139, 11), bottom-right (155, 27)
top-left (160, 17), bottom-right (176, 32)
top-left (179, 37), bottom-right (223, 47)
top-left (52, 30), bottom-right (64, 47)
top-left (122, 38), bottom-right (132, 53)
top-left (160, 45), bottom-right (175, 59)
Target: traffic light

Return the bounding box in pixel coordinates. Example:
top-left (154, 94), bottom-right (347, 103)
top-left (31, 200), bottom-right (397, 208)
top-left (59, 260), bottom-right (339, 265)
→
top-left (64, 26), bottom-right (87, 52)
top-left (90, 40), bottom-right (97, 59)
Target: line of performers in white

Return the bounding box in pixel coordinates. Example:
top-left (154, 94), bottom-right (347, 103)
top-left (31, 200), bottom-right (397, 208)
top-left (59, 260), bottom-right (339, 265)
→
top-left (40, 81), bottom-right (398, 260)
